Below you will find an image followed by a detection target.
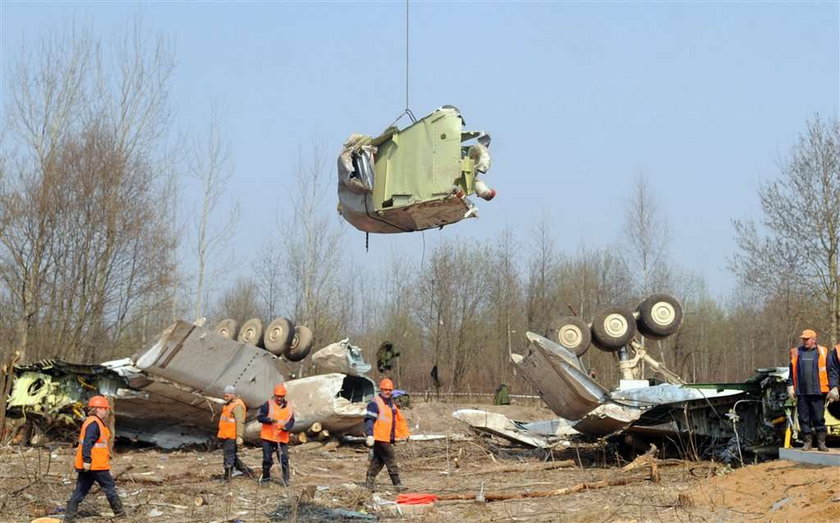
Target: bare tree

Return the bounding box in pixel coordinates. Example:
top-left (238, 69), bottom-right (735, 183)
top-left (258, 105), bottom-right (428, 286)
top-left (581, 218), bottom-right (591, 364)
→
top-left (525, 211), bottom-right (562, 333)
top-left (731, 115), bottom-right (840, 344)
top-left (279, 144), bottom-right (344, 344)
top-left (253, 240), bottom-right (285, 320)
top-left (619, 174), bottom-right (671, 299)
top-left (0, 22), bottom-right (179, 362)
top-left (189, 105), bottom-right (237, 321)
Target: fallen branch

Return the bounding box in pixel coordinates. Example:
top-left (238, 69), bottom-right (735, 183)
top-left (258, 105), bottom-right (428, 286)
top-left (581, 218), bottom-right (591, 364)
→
top-left (436, 473), bottom-right (652, 502)
top-left (470, 460), bottom-right (576, 475)
top-left (437, 449), bottom-right (661, 503)
top-left (123, 473), bottom-right (164, 484)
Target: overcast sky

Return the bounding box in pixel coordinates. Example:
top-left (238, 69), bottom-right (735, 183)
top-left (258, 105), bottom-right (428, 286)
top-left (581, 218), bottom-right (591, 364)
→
top-left (2, 1), bottom-right (838, 299)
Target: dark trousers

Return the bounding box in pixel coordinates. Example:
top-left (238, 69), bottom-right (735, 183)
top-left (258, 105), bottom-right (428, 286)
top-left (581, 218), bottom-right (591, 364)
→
top-left (68, 469), bottom-right (119, 506)
top-left (261, 440), bottom-right (289, 481)
top-left (367, 441), bottom-right (401, 485)
top-left (221, 438), bottom-right (249, 472)
top-left (797, 394), bottom-right (827, 434)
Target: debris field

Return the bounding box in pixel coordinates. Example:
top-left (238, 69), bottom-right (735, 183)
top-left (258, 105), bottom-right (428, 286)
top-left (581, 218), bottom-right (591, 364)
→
top-left (1, 402), bottom-right (837, 522)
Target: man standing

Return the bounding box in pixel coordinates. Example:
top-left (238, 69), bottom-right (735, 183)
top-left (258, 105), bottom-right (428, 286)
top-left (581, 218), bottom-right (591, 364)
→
top-left (364, 378), bottom-right (409, 491)
top-left (65, 396), bottom-right (124, 522)
top-left (829, 345), bottom-right (840, 405)
top-left (257, 383), bottom-right (295, 485)
top-left (787, 329), bottom-right (831, 451)
top-left (376, 341), bottom-right (400, 373)
top-left (217, 385), bottom-right (252, 480)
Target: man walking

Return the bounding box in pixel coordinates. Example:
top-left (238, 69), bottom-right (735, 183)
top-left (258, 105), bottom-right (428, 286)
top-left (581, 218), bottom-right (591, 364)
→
top-left (257, 383), bottom-right (295, 485)
top-left (364, 378), bottom-right (409, 491)
top-left (787, 329), bottom-right (831, 451)
top-left (217, 385), bottom-right (252, 480)
top-left (65, 396), bottom-right (124, 522)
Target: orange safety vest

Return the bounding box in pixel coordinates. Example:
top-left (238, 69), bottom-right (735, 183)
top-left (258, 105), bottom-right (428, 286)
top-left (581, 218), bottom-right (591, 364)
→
top-left (260, 400), bottom-right (293, 443)
top-left (789, 345), bottom-right (829, 393)
top-left (74, 416), bottom-right (110, 471)
top-left (217, 398), bottom-right (246, 440)
top-left (372, 395), bottom-right (409, 443)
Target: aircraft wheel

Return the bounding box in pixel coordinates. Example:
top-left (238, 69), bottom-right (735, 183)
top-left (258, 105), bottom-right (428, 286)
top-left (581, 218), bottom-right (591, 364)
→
top-left (284, 326), bottom-right (314, 362)
top-left (237, 318), bottom-right (264, 347)
top-left (215, 318), bottom-right (238, 340)
top-left (591, 307), bottom-right (636, 352)
top-left (264, 317), bottom-right (295, 355)
top-left (636, 294), bottom-right (683, 339)
top-left (547, 316), bottom-right (591, 356)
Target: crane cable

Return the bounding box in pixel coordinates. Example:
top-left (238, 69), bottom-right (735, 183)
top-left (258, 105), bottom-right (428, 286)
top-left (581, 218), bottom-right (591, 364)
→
top-left (388, 0), bottom-right (416, 127)
top-left (365, 0), bottom-right (417, 250)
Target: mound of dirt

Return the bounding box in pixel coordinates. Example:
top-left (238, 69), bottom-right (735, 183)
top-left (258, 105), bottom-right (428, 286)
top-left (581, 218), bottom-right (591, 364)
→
top-left (690, 460), bottom-right (840, 520)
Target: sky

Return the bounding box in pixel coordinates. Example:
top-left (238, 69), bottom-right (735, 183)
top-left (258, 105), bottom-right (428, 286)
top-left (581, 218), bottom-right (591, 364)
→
top-left (2, 1), bottom-right (838, 299)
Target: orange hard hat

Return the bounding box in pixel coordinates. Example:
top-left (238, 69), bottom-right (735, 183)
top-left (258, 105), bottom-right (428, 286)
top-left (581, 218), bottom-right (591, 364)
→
top-left (87, 396), bottom-right (110, 409)
top-left (379, 378), bottom-right (394, 390)
top-left (800, 329), bottom-right (817, 339)
top-left (273, 384), bottom-right (287, 396)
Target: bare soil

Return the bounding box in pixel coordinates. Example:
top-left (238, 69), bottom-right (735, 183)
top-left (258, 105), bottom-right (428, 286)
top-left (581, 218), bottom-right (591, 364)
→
top-left (0, 401), bottom-right (837, 522)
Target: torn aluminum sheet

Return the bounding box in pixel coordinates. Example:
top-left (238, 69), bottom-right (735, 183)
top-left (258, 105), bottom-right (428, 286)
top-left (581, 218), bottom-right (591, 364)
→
top-left (452, 409), bottom-right (576, 449)
top-left (512, 331), bottom-right (799, 459)
top-left (337, 106), bottom-right (495, 234)
top-left (133, 320), bottom-right (291, 408)
top-left (311, 339), bottom-right (372, 376)
top-left (131, 322), bottom-right (375, 439)
top-left (5, 321), bottom-right (375, 448)
top-left (248, 373), bottom-right (374, 436)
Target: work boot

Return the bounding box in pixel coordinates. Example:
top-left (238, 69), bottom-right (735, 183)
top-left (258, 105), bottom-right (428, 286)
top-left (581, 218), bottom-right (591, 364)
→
top-left (108, 496), bottom-right (126, 518)
top-left (390, 473), bottom-right (407, 492)
top-left (220, 467), bottom-right (233, 482)
top-left (816, 432), bottom-right (829, 452)
top-left (64, 499), bottom-right (79, 523)
top-left (259, 467), bottom-right (271, 485)
top-left (364, 473), bottom-right (375, 491)
top-left (802, 433), bottom-right (813, 451)
top-left (281, 465), bottom-right (290, 486)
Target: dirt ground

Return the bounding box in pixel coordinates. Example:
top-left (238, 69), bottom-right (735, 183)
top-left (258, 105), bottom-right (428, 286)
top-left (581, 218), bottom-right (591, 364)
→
top-left (0, 401), bottom-right (838, 522)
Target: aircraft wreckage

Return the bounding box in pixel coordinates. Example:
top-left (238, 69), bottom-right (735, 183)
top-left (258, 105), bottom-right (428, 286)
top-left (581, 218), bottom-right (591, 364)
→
top-left (452, 294), bottom-right (840, 459)
top-left (4, 322), bottom-right (377, 448)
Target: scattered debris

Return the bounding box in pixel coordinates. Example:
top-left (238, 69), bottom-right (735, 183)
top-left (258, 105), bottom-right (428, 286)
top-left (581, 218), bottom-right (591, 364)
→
top-left (268, 502), bottom-right (375, 521)
top-left (452, 408), bottom-right (576, 448)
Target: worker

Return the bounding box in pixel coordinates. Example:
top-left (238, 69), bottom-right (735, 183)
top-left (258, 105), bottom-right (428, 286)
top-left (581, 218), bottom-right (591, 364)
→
top-left (257, 383), bottom-right (295, 485)
top-left (829, 344), bottom-right (840, 404)
top-left (493, 384), bottom-right (510, 405)
top-left (364, 378), bottom-right (409, 491)
top-left (217, 385), bottom-right (253, 480)
top-left (65, 396), bottom-right (124, 522)
top-left (787, 329), bottom-right (830, 451)
top-left (376, 341), bottom-right (400, 373)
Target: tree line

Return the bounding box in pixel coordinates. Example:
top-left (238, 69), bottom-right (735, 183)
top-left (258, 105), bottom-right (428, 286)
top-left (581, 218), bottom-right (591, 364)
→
top-left (2, 25), bottom-right (838, 396)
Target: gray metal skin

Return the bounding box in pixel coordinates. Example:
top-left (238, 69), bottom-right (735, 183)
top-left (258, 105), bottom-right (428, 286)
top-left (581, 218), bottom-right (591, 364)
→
top-left (133, 321), bottom-right (376, 438)
top-left (513, 332), bottom-right (789, 456)
top-left (134, 320), bottom-right (290, 408)
top-left (512, 332), bottom-right (609, 421)
top-left (6, 322), bottom-right (376, 448)
top-left (452, 408), bottom-right (576, 448)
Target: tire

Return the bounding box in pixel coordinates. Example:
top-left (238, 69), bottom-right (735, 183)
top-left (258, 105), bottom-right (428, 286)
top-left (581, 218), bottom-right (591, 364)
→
top-left (546, 316), bottom-right (591, 356)
top-left (636, 294), bottom-right (683, 339)
top-left (264, 317), bottom-right (295, 355)
top-left (215, 318), bottom-right (238, 340)
top-left (284, 325), bottom-right (314, 362)
top-left (237, 318), bottom-right (264, 347)
top-left (591, 306), bottom-right (637, 352)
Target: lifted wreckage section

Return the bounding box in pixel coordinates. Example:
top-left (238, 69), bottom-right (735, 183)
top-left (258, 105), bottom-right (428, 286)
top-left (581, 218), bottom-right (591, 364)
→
top-left (4, 321), bottom-right (375, 448)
